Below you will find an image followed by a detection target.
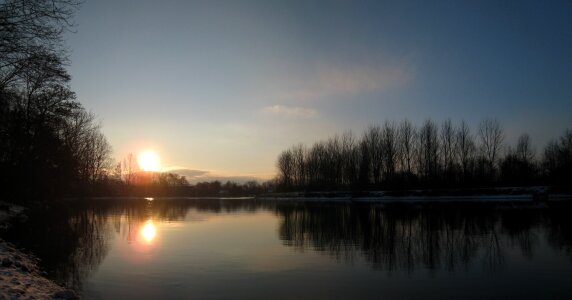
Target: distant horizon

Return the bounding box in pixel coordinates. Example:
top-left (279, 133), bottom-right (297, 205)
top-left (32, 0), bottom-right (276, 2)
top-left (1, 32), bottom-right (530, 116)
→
top-left (124, 117), bottom-right (570, 183)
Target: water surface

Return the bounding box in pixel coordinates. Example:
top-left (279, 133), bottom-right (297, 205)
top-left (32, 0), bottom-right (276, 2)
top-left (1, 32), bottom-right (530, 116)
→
top-left (4, 199), bottom-right (572, 299)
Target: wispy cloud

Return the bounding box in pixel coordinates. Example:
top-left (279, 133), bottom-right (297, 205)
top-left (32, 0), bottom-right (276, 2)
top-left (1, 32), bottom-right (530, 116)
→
top-left (163, 168), bottom-right (209, 178)
top-left (163, 168), bottom-right (266, 184)
top-left (261, 105), bottom-right (318, 118)
top-left (272, 63), bottom-right (411, 101)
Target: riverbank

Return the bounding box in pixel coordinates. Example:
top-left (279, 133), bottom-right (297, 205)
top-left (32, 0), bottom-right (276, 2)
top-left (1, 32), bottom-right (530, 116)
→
top-left (0, 201), bottom-right (78, 300)
top-left (67, 186), bottom-right (572, 205)
top-left (258, 186), bottom-right (572, 204)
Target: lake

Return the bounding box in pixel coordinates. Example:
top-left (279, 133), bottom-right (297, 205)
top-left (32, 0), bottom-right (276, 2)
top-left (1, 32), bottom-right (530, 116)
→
top-left (4, 198), bottom-right (572, 299)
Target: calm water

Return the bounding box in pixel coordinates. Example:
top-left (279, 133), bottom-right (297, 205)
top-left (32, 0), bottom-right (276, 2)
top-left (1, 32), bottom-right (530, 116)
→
top-left (4, 199), bottom-right (572, 299)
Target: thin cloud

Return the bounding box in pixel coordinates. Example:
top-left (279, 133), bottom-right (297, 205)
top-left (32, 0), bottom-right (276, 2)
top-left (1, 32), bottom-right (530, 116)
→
top-left (273, 63), bottom-right (411, 101)
top-left (163, 168), bottom-right (265, 184)
top-left (165, 168), bottom-right (209, 178)
top-left (261, 105), bottom-right (318, 118)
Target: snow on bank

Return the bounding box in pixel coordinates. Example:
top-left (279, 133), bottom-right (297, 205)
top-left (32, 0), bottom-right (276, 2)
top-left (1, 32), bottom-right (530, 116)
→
top-left (0, 239), bottom-right (78, 299)
top-left (258, 188), bottom-right (572, 204)
top-left (0, 203), bottom-right (26, 232)
top-left (0, 202), bottom-right (78, 300)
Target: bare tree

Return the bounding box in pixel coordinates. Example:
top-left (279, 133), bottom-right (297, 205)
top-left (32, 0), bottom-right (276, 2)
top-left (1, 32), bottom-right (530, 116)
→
top-left (307, 141), bottom-right (327, 188)
top-left (455, 120), bottom-right (475, 179)
top-left (340, 131), bottom-right (359, 186)
top-left (542, 129), bottom-right (572, 184)
top-left (478, 118), bottom-right (504, 175)
top-left (417, 119), bottom-right (440, 181)
top-left (363, 125), bottom-right (383, 185)
top-left (0, 0), bottom-right (79, 89)
top-left (440, 119), bottom-right (456, 177)
top-left (325, 135), bottom-right (343, 187)
top-left (122, 153), bottom-right (138, 186)
top-left (381, 121), bottom-right (398, 181)
top-left (273, 119), bottom-right (570, 191)
top-left (398, 119), bottom-right (416, 174)
top-left (290, 144), bottom-right (306, 188)
top-left (61, 110), bottom-right (111, 183)
top-left (358, 138), bottom-right (371, 187)
top-left (86, 129), bottom-right (112, 182)
top-left (515, 134), bottom-right (535, 163)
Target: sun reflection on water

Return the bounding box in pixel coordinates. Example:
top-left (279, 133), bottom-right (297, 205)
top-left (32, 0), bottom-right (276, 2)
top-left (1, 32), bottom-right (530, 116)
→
top-left (141, 220), bottom-right (157, 243)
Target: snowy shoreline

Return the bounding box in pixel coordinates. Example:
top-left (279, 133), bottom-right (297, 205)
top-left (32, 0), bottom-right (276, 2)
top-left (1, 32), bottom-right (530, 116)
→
top-left (257, 194), bottom-right (572, 203)
top-left (0, 202), bottom-right (78, 300)
top-left (257, 186), bottom-right (572, 204)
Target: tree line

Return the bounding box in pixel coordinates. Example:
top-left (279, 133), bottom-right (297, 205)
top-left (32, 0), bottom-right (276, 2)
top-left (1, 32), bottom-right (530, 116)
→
top-left (79, 152), bottom-right (268, 197)
top-left (94, 156), bottom-right (268, 197)
top-left (0, 0), bottom-right (113, 199)
top-left (275, 119), bottom-right (572, 191)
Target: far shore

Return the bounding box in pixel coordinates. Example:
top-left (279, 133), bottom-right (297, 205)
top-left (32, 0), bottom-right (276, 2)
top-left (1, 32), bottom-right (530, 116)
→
top-left (57, 186), bottom-right (572, 204)
top-left (257, 193), bottom-right (572, 204)
top-left (258, 187), bottom-right (572, 204)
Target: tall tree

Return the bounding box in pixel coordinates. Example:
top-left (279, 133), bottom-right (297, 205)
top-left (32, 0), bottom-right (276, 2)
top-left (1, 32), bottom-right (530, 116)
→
top-left (398, 119), bottom-right (416, 175)
top-left (455, 120), bottom-right (475, 181)
top-left (478, 118), bottom-right (504, 176)
top-left (122, 153), bottom-right (139, 186)
top-left (0, 0), bottom-right (115, 198)
top-left (381, 121), bottom-right (398, 182)
top-left (417, 119), bottom-right (440, 182)
top-left (0, 0), bottom-right (79, 89)
top-left (363, 125), bottom-right (383, 185)
top-left (277, 149), bottom-right (294, 189)
top-left (440, 119), bottom-right (456, 179)
top-left (515, 134), bottom-right (535, 163)
top-left (543, 130), bottom-right (572, 184)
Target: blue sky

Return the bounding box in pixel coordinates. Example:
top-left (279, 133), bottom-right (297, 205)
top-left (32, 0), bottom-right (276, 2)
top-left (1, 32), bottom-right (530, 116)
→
top-left (67, 0), bottom-right (572, 181)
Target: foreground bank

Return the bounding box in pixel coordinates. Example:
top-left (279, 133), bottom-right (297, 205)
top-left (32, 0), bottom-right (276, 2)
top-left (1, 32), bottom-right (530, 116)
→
top-left (0, 202), bottom-right (78, 300)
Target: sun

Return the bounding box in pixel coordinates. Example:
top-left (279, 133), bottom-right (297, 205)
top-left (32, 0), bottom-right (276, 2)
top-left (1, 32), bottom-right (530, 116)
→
top-left (138, 150), bottom-right (160, 172)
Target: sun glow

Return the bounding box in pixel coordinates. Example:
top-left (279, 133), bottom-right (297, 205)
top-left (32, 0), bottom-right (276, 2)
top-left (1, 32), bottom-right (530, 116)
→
top-left (138, 150), bottom-right (160, 171)
top-left (141, 220), bottom-right (157, 243)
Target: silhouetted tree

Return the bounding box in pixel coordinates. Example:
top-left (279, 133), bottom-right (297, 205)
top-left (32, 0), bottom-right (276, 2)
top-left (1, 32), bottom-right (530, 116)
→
top-left (0, 0), bottom-right (115, 199)
top-left (417, 119), bottom-right (440, 184)
top-left (340, 132), bottom-right (360, 188)
top-left (440, 119), bottom-right (456, 183)
top-left (381, 121), bottom-right (398, 184)
top-left (478, 118), bottom-right (504, 179)
top-left (273, 119), bottom-right (568, 191)
top-left (121, 153), bottom-right (138, 186)
top-left (500, 134), bottom-right (537, 185)
top-left (277, 149), bottom-right (294, 190)
top-left (0, 0), bottom-right (79, 90)
top-left (455, 120), bottom-right (476, 183)
top-left (363, 125), bottom-right (383, 186)
top-left (543, 130), bottom-right (572, 185)
top-left (398, 119), bottom-right (416, 175)
top-left (291, 144), bottom-right (306, 188)
top-left (516, 134), bottom-right (535, 163)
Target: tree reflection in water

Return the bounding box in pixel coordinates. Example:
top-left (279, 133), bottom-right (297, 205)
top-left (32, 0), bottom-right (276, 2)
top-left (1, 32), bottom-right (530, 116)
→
top-left (2, 199), bottom-right (572, 291)
top-left (2, 198), bottom-right (269, 289)
top-left (275, 203), bottom-right (572, 273)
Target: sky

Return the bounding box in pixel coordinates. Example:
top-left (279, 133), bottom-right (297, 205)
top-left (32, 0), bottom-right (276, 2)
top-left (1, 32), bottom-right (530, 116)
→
top-left (66, 0), bottom-right (572, 182)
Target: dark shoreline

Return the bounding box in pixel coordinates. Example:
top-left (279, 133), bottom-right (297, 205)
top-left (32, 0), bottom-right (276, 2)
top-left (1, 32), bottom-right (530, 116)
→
top-left (58, 186), bottom-right (572, 206)
top-left (0, 202), bottom-right (78, 299)
top-left (257, 186), bottom-right (572, 204)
